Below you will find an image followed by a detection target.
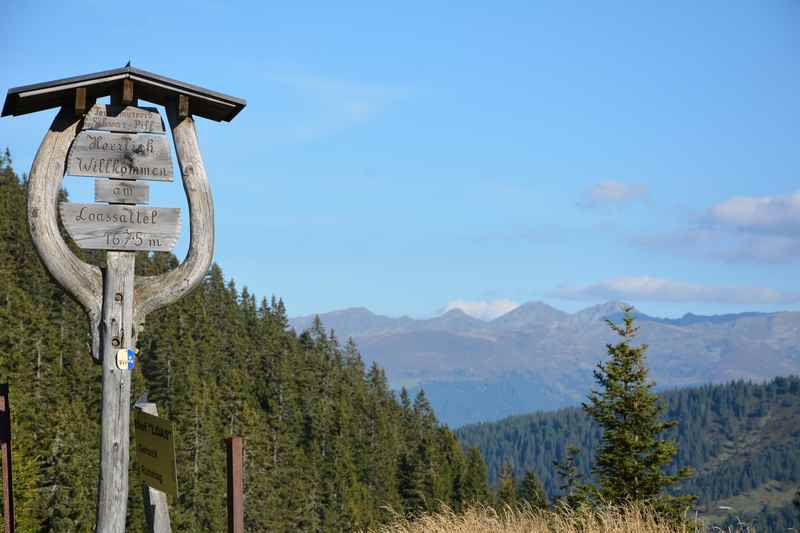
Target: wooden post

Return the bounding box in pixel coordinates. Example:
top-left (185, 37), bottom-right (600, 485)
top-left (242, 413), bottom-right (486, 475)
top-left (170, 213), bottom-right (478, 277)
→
top-left (225, 437), bottom-right (244, 533)
top-left (75, 87), bottom-right (87, 115)
top-left (95, 252), bottom-right (135, 533)
top-left (177, 94), bottom-right (189, 119)
top-left (0, 385), bottom-right (13, 533)
top-left (137, 403), bottom-right (171, 533)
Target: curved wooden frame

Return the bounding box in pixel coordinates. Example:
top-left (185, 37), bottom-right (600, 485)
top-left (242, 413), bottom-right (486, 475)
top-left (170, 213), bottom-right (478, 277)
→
top-left (27, 103), bottom-right (214, 358)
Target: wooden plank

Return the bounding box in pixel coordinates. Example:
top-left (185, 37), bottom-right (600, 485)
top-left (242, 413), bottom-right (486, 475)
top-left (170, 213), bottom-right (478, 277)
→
top-left (75, 87), bottom-right (87, 115)
top-left (95, 179), bottom-right (149, 204)
top-left (178, 94), bottom-right (189, 118)
top-left (122, 79), bottom-right (134, 105)
top-left (83, 104), bottom-right (165, 133)
top-left (60, 203), bottom-right (180, 252)
top-left (67, 131), bottom-right (173, 181)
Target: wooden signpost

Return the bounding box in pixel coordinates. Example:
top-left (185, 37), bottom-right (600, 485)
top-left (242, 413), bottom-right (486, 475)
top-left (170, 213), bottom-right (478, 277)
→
top-left (2, 65), bottom-right (245, 533)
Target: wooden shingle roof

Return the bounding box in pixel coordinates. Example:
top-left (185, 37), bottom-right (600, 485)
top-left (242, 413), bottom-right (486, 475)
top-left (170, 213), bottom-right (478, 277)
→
top-left (2, 65), bottom-right (246, 122)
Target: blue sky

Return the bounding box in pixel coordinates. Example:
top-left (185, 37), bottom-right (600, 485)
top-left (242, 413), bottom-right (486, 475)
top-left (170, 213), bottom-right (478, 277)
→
top-left (2, 1), bottom-right (798, 320)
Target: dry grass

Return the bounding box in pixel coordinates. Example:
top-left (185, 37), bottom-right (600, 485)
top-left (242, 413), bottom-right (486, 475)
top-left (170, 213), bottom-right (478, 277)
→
top-left (364, 504), bottom-right (755, 533)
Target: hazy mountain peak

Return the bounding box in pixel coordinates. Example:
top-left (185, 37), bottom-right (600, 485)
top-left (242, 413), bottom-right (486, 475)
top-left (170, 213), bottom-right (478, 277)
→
top-left (441, 308), bottom-right (473, 318)
top-left (327, 306), bottom-right (376, 317)
top-left (491, 301), bottom-right (567, 329)
top-left (572, 301), bottom-right (634, 322)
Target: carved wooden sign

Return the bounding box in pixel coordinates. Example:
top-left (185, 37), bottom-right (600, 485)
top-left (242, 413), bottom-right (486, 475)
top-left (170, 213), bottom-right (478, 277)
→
top-left (83, 104), bottom-right (166, 133)
top-left (67, 131), bottom-right (174, 181)
top-left (95, 179), bottom-right (150, 204)
top-left (59, 203), bottom-right (180, 252)
top-left (7, 65), bottom-right (244, 533)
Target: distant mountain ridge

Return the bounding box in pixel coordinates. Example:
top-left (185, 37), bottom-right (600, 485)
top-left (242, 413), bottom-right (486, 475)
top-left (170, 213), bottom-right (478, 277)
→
top-left (290, 302), bottom-right (800, 426)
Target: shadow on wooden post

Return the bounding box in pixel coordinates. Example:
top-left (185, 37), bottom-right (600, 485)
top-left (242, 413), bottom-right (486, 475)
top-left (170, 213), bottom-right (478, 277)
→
top-left (0, 384), bottom-right (13, 533)
top-left (225, 437), bottom-right (244, 533)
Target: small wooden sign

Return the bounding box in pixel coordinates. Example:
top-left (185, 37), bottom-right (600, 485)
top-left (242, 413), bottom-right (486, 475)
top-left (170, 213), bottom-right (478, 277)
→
top-left (83, 104), bottom-right (166, 134)
top-left (134, 410), bottom-right (177, 498)
top-left (59, 203), bottom-right (180, 252)
top-left (67, 131), bottom-right (174, 181)
top-left (95, 180), bottom-right (149, 205)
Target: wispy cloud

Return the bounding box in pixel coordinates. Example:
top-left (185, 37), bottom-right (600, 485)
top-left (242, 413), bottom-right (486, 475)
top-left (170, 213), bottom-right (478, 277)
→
top-left (268, 71), bottom-right (409, 141)
top-left (705, 191), bottom-right (800, 235)
top-left (553, 276), bottom-right (800, 305)
top-left (443, 299), bottom-right (519, 320)
top-left (579, 180), bottom-right (648, 208)
top-left (635, 191), bottom-right (800, 263)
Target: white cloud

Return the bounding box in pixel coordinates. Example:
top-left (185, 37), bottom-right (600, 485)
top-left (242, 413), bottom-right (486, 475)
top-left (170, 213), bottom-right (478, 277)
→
top-left (580, 180), bottom-right (648, 208)
top-left (635, 191), bottom-right (800, 264)
top-left (553, 276), bottom-right (800, 305)
top-left (443, 299), bottom-right (519, 320)
top-left (706, 191), bottom-right (800, 235)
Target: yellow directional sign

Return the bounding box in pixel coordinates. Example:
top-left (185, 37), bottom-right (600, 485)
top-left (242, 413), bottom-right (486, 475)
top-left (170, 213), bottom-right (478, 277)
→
top-left (134, 410), bottom-right (178, 498)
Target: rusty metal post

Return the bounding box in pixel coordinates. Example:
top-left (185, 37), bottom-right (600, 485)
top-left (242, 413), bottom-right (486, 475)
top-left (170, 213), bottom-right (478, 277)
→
top-left (1, 384), bottom-right (14, 533)
top-left (225, 437), bottom-right (243, 533)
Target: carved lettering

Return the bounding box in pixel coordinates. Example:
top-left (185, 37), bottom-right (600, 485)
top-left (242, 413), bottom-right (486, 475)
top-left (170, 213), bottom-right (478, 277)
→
top-left (67, 131), bottom-right (173, 181)
top-left (59, 203), bottom-right (180, 252)
top-left (83, 104), bottom-right (166, 133)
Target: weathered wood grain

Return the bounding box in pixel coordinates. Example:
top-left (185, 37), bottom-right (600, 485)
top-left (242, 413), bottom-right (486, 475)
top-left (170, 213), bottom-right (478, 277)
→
top-left (60, 203), bottom-right (180, 252)
top-left (67, 131), bottom-right (173, 181)
top-left (27, 108), bottom-right (103, 359)
top-left (75, 87), bottom-right (87, 115)
top-left (95, 179), bottom-right (150, 204)
top-left (137, 403), bottom-right (172, 533)
top-left (83, 104), bottom-right (165, 133)
top-left (96, 251), bottom-right (135, 533)
top-left (133, 103), bottom-right (214, 328)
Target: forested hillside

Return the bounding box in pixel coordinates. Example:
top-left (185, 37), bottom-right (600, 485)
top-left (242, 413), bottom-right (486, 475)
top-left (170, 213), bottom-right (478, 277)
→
top-left (457, 376), bottom-right (800, 529)
top-left (0, 150), bottom-right (493, 531)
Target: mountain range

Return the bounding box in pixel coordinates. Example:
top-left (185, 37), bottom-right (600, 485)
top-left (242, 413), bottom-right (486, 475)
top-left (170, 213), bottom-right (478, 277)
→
top-left (289, 302), bottom-right (800, 426)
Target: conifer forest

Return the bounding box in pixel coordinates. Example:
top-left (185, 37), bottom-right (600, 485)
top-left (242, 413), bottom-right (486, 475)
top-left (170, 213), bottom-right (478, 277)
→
top-left (1, 148), bottom-right (799, 531)
top-left (0, 151), bottom-right (494, 531)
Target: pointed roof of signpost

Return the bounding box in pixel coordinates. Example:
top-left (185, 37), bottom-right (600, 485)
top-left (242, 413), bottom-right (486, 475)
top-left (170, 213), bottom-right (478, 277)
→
top-left (2, 64), bottom-right (246, 122)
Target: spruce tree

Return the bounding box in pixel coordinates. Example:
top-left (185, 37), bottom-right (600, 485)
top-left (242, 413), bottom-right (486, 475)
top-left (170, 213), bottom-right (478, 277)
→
top-left (582, 309), bottom-right (693, 512)
top-left (553, 445), bottom-right (586, 508)
top-left (461, 447), bottom-right (490, 506)
top-left (497, 461), bottom-right (517, 507)
top-left (518, 470), bottom-right (549, 510)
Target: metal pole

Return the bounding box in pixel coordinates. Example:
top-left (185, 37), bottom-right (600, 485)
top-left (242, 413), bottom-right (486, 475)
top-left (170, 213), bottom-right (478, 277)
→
top-left (0, 384), bottom-right (14, 533)
top-left (225, 437), bottom-right (244, 533)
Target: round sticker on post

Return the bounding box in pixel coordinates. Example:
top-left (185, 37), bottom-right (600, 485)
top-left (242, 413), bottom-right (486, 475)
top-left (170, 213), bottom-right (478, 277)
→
top-left (116, 348), bottom-right (136, 370)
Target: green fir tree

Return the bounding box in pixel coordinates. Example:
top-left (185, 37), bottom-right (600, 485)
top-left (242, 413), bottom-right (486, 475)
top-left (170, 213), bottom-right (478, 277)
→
top-left (582, 308), bottom-right (693, 514)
